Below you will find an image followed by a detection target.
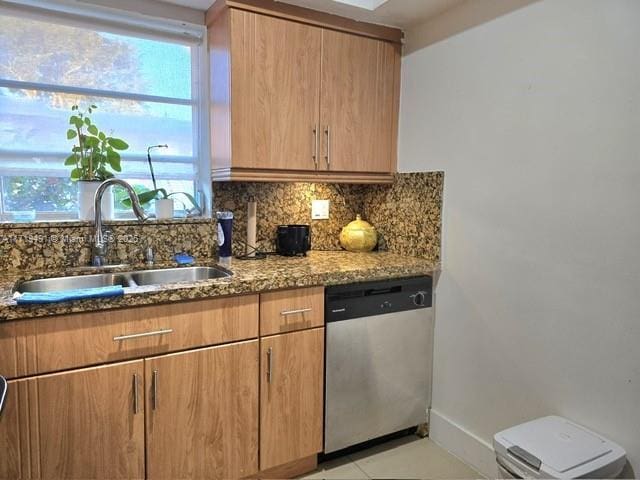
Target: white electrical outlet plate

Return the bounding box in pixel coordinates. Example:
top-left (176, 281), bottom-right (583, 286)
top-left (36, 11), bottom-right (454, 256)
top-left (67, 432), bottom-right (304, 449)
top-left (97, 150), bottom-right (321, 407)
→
top-left (312, 200), bottom-right (330, 220)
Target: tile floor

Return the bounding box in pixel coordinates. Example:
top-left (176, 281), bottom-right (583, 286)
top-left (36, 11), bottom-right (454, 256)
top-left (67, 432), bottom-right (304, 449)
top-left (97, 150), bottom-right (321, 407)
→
top-left (301, 436), bottom-right (483, 480)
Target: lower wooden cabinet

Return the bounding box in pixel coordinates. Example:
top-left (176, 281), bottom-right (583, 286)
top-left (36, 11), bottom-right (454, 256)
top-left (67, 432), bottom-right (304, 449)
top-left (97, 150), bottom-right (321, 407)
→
top-left (0, 290), bottom-right (325, 479)
top-left (145, 340), bottom-right (259, 479)
top-left (37, 360), bottom-right (146, 479)
top-left (260, 287), bottom-right (324, 336)
top-left (1, 361), bottom-right (147, 480)
top-left (0, 295), bottom-right (259, 378)
top-left (260, 327), bottom-right (324, 470)
top-left (0, 379), bottom-right (32, 479)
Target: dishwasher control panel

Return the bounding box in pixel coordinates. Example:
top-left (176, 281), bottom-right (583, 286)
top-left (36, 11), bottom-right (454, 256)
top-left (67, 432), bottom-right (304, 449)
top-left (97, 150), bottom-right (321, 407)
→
top-left (325, 276), bottom-right (432, 323)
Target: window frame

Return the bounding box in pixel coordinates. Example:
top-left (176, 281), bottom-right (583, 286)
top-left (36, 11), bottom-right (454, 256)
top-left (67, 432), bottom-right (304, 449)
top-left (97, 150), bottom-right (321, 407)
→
top-left (0, 1), bottom-right (211, 222)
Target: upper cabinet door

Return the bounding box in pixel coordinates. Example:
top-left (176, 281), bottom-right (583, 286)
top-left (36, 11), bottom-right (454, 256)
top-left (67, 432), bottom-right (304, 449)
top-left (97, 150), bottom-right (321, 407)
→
top-left (35, 360), bottom-right (145, 479)
top-left (231, 11), bottom-right (322, 171)
top-left (145, 340), bottom-right (259, 480)
top-left (320, 30), bottom-right (398, 173)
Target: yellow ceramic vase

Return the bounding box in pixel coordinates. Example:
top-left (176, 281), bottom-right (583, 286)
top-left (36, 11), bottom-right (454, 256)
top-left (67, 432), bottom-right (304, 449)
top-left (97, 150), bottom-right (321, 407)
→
top-left (339, 214), bottom-right (377, 252)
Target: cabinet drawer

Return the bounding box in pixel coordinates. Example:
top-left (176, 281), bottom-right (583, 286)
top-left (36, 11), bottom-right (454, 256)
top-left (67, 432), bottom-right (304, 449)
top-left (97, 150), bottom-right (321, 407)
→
top-left (260, 287), bottom-right (324, 336)
top-left (11, 295), bottom-right (259, 376)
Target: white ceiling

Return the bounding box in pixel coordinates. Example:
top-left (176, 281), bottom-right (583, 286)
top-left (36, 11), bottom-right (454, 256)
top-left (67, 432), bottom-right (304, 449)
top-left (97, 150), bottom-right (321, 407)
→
top-left (159, 0), bottom-right (465, 28)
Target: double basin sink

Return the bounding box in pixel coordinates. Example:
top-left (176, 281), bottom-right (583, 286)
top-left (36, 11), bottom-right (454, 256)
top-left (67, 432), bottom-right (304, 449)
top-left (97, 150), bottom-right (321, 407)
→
top-left (15, 266), bottom-right (232, 294)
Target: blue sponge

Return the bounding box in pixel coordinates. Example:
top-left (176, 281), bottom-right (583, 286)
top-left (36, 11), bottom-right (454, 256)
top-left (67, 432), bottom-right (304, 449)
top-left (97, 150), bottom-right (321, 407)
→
top-left (174, 252), bottom-right (195, 265)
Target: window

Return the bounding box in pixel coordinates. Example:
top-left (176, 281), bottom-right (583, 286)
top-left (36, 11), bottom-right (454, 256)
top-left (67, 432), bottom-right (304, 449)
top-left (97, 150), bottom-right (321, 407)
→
top-left (0, 4), bottom-right (208, 220)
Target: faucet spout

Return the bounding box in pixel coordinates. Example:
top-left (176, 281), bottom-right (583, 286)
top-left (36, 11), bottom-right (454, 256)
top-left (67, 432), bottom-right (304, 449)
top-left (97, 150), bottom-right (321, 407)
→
top-left (93, 179), bottom-right (148, 267)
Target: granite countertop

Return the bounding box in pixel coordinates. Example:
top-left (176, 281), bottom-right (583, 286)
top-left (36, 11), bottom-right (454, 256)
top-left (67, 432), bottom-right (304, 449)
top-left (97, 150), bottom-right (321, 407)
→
top-left (0, 251), bottom-right (440, 322)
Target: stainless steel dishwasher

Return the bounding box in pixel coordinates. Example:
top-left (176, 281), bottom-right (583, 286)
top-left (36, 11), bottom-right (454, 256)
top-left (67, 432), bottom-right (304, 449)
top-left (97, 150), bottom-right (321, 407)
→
top-left (324, 276), bottom-right (434, 454)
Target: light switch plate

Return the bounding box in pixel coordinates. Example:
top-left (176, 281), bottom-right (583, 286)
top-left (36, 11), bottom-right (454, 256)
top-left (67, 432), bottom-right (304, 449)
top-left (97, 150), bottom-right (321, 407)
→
top-left (311, 200), bottom-right (330, 220)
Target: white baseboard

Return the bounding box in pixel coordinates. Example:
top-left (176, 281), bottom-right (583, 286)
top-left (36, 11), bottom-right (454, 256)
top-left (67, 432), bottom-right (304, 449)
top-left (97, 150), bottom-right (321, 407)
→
top-left (430, 409), bottom-right (501, 479)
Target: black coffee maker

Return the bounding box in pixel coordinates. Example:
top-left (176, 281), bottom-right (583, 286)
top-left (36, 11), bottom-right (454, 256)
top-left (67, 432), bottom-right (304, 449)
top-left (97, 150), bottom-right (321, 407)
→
top-left (276, 225), bottom-right (311, 256)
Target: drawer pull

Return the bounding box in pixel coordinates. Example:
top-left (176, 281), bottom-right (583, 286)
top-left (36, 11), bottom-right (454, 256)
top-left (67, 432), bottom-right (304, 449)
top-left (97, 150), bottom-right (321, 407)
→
top-left (152, 369), bottom-right (159, 410)
top-left (132, 374), bottom-right (140, 415)
top-left (312, 125), bottom-right (319, 169)
top-left (113, 328), bottom-right (174, 342)
top-left (324, 126), bottom-right (331, 168)
top-left (267, 347), bottom-right (273, 384)
top-left (280, 308), bottom-right (312, 316)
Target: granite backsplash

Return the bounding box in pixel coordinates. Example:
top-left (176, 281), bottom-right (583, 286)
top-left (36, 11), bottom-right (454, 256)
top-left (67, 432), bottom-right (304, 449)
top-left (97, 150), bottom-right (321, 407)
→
top-left (213, 182), bottom-right (367, 253)
top-left (0, 172), bottom-right (443, 272)
top-left (0, 219), bottom-right (217, 272)
top-left (213, 171), bottom-right (443, 264)
top-left (364, 172), bottom-right (443, 264)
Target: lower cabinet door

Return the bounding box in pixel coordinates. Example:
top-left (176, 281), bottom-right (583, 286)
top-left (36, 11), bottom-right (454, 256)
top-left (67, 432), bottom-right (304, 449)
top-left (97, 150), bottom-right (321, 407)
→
top-left (145, 340), bottom-right (259, 479)
top-left (36, 360), bottom-right (145, 479)
top-left (0, 379), bottom-right (33, 479)
top-left (260, 328), bottom-right (324, 470)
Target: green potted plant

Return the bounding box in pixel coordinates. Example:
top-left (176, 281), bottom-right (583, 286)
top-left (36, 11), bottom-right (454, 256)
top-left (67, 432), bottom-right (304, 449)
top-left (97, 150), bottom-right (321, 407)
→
top-left (65, 104), bottom-right (129, 220)
top-left (121, 144), bottom-right (202, 218)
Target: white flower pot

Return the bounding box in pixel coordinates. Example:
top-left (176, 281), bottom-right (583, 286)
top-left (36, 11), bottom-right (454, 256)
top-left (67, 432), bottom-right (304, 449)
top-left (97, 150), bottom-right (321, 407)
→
top-left (155, 198), bottom-right (174, 219)
top-left (77, 180), bottom-right (113, 221)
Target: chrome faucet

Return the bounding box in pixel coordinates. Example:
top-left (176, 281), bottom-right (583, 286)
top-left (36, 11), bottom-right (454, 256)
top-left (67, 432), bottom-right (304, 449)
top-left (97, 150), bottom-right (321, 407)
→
top-left (92, 179), bottom-right (148, 267)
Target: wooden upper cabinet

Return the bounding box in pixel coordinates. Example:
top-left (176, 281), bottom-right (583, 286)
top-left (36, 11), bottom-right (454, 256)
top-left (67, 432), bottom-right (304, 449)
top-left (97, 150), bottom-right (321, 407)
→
top-left (145, 340), bottom-right (259, 479)
top-left (34, 361), bottom-right (145, 479)
top-left (320, 30), bottom-right (398, 173)
top-left (232, 11), bottom-right (322, 171)
top-left (208, 2), bottom-right (401, 183)
top-left (260, 328), bottom-right (324, 470)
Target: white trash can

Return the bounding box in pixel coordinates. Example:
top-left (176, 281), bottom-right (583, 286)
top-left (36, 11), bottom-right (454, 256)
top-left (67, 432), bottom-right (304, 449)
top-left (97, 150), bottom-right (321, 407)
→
top-left (493, 416), bottom-right (626, 479)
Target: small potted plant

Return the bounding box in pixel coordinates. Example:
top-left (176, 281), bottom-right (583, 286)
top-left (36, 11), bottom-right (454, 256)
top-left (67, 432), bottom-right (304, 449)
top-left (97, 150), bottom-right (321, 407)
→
top-left (121, 144), bottom-right (202, 218)
top-left (65, 104), bottom-right (129, 220)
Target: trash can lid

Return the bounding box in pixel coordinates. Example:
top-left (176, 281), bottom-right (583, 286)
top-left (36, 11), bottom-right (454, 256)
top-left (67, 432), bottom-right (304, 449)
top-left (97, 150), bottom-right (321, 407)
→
top-left (494, 416), bottom-right (625, 475)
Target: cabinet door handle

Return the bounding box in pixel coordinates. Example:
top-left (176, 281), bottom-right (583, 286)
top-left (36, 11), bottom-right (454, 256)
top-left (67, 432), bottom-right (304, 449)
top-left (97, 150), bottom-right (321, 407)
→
top-left (266, 347), bottom-right (273, 384)
top-left (132, 373), bottom-right (140, 415)
top-left (280, 307), bottom-right (312, 316)
top-left (0, 376), bottom-right (6, 414)
top-left (113, 328), bottom-right (173, 342)
top-left (324, 126), bottom-right (331, 168)
top-left (152, 369), bottom-right (159, 410)
top-left (312, 126), bottom-right (319, 169)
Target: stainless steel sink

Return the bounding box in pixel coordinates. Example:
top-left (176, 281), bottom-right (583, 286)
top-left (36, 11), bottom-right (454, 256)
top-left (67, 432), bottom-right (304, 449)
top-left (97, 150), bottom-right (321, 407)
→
top-left (16, 273), bottom-right (131, 293)
top-left (14, 266), bottom-right (232, 294)
top-left (129, 267), bottom-right (231, 286)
